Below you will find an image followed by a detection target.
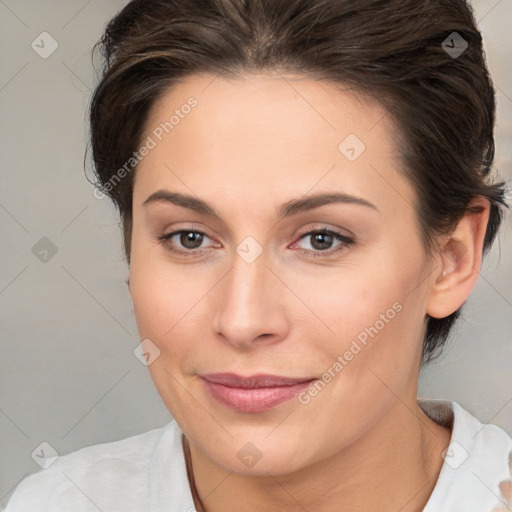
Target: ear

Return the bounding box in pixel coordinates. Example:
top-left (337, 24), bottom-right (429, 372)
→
top-left (426, 197), bottom-right (491, 319)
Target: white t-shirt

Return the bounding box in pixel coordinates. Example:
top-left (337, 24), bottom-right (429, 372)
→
top-left (3, 399), bottom-right (512, 512)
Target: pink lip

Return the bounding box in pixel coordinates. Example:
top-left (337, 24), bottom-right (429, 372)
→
top-left (200, 373), bottom-right (316, 412)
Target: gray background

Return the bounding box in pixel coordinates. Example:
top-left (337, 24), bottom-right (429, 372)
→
top-left (0, 0), bottom-right (511, 506)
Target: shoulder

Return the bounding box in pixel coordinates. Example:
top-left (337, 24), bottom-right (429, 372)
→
top-left (3, 421), bottom-right (187, 512)
top-left (421, 399), bottom-right (512, 512)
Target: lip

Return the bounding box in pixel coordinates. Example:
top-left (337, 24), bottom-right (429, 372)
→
top-left (200, 373), bottom-right (316, 412)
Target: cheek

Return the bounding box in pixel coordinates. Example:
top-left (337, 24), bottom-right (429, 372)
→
top-left (301, 268), bottom-right (403, 351)
top-left (128, 260), bottom-right (205, 414)
top-left (130, 272), bottom-right (170, 340)
top-left (129, 250), bottom-right (215, 371)
top-left (129, 239), bottom-right (197, 335)
top-left (302, 254), bottom-right (427, 385)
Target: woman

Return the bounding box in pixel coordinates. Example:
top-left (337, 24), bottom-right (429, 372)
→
top-left (5, 0), bottom-right (511, 510)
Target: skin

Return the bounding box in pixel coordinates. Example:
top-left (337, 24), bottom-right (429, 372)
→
top-left (128, 71), bottom-right (490, 511)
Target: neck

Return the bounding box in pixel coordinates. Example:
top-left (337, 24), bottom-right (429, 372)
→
top-left (183, 398), bottom-right (451, 512)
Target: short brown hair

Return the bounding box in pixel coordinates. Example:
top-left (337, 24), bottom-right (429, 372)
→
top-left (88, 0), bottom-right (508, 364)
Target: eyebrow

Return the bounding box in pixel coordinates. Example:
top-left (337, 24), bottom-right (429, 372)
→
top-left (142, 189), bottom-right (378, 219)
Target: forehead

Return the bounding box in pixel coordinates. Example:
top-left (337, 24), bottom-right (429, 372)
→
top-left (134, 71), bottom-right (415, 219)
top-left (143, 71), bottom-right (393, 156)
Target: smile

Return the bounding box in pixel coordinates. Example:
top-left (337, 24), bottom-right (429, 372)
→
top-left (200, 373), bottom-right (317, 412)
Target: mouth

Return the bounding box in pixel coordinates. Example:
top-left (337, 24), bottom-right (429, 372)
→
top-left (199, 373), bottom-right (317, 412)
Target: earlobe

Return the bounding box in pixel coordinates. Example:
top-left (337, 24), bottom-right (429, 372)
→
top-left (426, 197), bottom-right (490, 319)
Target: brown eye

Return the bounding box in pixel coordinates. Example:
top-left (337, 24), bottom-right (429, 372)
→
top-left (157, 229), bottom-right (215, 257)
top-left (293, 228), bottom-right (355, 258)
top-left (309, 232), bottom-right (335, 251)
top-left (178, 231), bottom-right (204, 249)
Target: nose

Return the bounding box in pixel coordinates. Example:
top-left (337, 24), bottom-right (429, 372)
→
top-left (211, 250), bottom-right (290, 350)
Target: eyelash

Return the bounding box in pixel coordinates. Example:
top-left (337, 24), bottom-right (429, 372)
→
top-left (156, 227), bottom-right (354, 259)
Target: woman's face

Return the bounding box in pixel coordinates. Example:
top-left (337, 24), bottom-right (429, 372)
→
top-left (129, 71), bottom-right (439, 475)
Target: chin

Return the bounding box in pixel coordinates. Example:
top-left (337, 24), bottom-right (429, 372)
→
top-left (198, 430), bottom-right (318, 477)
top-left (218, 449), bottom-right (308, 477)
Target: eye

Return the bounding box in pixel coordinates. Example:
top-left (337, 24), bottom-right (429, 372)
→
top-left (293, 227), bottom-right (354, 257)
top-left (157, 229), bottom-right (217, 257)
top-left (156, 226), bottom-right (354, 259)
